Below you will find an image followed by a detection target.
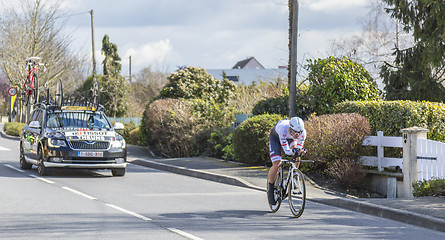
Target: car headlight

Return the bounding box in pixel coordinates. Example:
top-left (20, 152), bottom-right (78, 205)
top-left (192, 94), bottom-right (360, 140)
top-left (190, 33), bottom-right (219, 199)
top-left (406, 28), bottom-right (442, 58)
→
top-left (48, 138), bottom-right (67, 148)
top-left (111, 139), bottom-right (126, 149)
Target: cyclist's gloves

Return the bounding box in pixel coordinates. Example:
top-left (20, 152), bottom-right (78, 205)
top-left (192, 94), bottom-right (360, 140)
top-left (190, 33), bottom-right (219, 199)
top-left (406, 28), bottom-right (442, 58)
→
top-left (292, 148), bottom-right (301, 154)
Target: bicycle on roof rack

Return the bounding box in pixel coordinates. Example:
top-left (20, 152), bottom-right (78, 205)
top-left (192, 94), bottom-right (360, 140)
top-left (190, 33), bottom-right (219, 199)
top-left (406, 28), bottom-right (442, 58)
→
top-left (23, 57), bottom-right (46, 106)
top-left (267, 148), bottom-right (314, 218)
top-left (41, 78), bottom-right (101, 111)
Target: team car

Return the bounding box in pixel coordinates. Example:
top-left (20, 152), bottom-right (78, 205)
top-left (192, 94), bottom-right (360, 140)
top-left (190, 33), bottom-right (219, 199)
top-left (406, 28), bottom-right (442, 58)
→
top-left (19, 103), bottom-right (127, 176)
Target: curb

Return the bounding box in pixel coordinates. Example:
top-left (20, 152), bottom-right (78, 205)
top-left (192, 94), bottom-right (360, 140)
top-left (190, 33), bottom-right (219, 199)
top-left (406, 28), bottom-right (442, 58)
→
top-left (129, 157), bottom-right (445, 233)
top-left (311, 197), bottom-right (445, 233)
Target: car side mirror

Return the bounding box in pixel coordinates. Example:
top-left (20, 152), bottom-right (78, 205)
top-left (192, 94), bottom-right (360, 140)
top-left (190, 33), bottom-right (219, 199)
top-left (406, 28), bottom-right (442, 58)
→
top-left (114, 122), bottom-right (124, 130)
top-left (29, 121), bottom-right (40, 129)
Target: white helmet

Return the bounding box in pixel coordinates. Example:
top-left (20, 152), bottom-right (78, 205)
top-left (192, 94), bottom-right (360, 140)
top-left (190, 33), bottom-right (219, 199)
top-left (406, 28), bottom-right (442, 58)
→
top-left (289, 117), bottom-right (304, 132)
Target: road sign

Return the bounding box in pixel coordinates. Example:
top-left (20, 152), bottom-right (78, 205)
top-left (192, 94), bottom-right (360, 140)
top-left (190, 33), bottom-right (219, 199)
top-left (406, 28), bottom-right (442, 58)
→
top-left (8, 87), bottom-right (17, 96)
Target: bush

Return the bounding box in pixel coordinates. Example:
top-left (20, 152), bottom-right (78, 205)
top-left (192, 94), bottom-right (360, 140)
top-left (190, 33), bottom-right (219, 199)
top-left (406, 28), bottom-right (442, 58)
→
top-left (190, 128), bottom-right (213, 156)
top-left (252, 84), bottom-right (313, 119)
top-left (142, 98), bottom-right (209, 157)
top-left (335, 100), bottom-right (445, 141)
top-left (252, 95), bottom-right (288, 116)
top-left (115, 121), bottom-right (137, 144)
top-left (228, 80), bottom-right (286, 115)
top-left (158, 66), bottom-right (236, 104)
top-left (4, 122), bottom-right (25, 136)
top-left (304, 113), bottom-right (370, 187)
top-left (305, 113), bottom-right (370, 163)
top-left (413, 178), bottom-right (445, 197)
top-left (232, 114), bottom-right (284, 165)
top-left (128, 127), bottom-right (140, 145)
top-left (207, 127), bottom-right (233, 159)
top-left (306, 56), bottom-right (380, 114)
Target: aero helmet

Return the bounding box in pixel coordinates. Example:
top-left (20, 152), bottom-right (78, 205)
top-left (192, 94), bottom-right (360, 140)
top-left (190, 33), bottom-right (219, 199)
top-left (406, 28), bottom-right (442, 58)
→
top-left (289, 117), bottom-right (304, 132)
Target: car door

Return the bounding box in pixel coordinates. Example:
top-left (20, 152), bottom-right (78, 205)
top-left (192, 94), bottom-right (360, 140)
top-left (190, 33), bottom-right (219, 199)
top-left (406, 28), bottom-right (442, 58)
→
top-left (23, 109), bottom-right (43, 161)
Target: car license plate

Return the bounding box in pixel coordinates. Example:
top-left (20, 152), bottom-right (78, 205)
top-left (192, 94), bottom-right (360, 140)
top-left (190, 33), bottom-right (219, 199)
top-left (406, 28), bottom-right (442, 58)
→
top-left (78, 151), bottom-right (103, 157)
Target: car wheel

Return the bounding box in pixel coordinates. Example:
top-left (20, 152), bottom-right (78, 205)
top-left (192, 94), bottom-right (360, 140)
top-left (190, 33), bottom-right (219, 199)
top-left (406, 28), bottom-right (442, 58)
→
top-left (111, 168), bottom-right (125, 177)
top-left (19, 143), bottom-right (32, 170)
top-left (37, 147), bottom-right (49, 176)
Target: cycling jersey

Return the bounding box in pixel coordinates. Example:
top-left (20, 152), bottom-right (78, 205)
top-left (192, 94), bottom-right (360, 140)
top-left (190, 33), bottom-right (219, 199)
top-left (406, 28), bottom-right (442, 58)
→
top-left (269, 120), bottom-right (306, 162)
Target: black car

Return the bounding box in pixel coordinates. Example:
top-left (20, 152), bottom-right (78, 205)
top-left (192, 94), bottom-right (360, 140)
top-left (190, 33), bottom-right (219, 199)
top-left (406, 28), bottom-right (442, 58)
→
top-left (19, 103), bottom-right (127, 176)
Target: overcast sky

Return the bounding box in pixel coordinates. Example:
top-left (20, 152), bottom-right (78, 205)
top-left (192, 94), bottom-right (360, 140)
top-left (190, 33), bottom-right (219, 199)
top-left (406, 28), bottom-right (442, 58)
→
top-left (2, 0), bottom-right (372, 76)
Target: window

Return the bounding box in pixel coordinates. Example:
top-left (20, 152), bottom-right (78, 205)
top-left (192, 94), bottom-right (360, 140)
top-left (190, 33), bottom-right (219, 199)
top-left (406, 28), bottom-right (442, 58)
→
top-left (226, 76), bottom-right (239, 82)
top-left (47, 111), bottom-right (111, 130)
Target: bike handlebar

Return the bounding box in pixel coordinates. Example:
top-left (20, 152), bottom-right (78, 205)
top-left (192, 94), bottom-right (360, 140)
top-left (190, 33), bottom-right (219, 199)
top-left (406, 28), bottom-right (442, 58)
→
top-left (291, 148), bottom-right (307, 159)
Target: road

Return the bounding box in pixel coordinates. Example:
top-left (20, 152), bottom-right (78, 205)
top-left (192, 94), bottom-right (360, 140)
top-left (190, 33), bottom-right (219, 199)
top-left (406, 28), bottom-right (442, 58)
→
top-left (0, 135), bottom-right (444, 239)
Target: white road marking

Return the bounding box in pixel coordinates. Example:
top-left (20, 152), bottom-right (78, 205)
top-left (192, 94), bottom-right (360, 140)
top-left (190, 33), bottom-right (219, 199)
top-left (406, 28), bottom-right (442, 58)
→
top-left (167, 228), bottom-right (204, 240)
top-left (0, 146), bottom-right (11, 151)
top-left (106, 204), bottom-right (152, 221)
top-left (4, 164), bottom-right (25, 173)
top-left (62, 186), bottom-right (97, 200)
top-left (29, 174), bottom-right (55, 184)
top-left (136, 191), bottom-right (259, 197)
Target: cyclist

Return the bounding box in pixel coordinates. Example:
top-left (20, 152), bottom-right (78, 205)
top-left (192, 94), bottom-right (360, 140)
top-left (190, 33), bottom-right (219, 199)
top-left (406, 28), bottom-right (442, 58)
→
top-left (267, 116), bottom-right (307, 205)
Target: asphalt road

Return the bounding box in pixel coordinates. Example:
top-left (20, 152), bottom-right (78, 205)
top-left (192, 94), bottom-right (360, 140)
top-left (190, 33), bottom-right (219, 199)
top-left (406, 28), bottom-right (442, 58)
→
top-left (1, 136), bottom-right (444, 239)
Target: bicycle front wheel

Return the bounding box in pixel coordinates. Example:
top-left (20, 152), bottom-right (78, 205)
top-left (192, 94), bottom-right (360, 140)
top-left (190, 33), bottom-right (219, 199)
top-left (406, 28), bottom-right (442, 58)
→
top-left (288, 168), bottom-right (306, 218)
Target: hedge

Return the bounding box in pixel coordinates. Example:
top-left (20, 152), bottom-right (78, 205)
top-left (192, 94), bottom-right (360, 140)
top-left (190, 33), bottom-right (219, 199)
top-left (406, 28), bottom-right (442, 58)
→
top-left (3, 122), bottom-right (25, 136)
top-left (334, 100), bottom-right (445, 141)
top-left (232, 114), bottom-right (284, 165)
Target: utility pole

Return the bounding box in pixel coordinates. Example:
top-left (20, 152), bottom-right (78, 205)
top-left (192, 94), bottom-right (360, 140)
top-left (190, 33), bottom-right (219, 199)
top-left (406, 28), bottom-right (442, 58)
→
top-left (90, 9), bottom-right (97, 81)
top-left (129, 55), bottom-right (132, 82)
top-left (288, 0), bottom-right (299, 117)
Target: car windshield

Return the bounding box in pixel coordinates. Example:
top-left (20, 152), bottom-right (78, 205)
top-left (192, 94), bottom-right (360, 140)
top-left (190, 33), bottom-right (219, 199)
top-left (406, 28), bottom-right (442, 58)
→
top-left (46, 111), bottom-right (111, 130)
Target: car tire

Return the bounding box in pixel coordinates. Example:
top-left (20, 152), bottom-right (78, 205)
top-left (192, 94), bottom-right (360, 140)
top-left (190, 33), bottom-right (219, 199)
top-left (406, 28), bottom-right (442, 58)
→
top-left (19, 143), bottom-right (32, 170)
top-left (37, 147), bottom-right (49, 176)
top-left (111, 168), bottom-right (125, 177)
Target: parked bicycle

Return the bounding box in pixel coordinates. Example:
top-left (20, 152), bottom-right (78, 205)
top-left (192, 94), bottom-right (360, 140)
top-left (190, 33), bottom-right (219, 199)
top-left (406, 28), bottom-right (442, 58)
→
top-left (267, 148), bottom-right (312, 218)
top-left (23, 57), bottom-right (45, 106)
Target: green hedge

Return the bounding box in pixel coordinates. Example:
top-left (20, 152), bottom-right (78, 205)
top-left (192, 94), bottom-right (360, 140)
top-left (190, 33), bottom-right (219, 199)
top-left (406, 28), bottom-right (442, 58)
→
top-left (232, 114), bottom-right (284, 165)
top-left (334, 100), bottom-right (445, 141)
top-left (3, 122), bottom-right (25, 136)
top-left (413, 178), bottom-right (445, 197)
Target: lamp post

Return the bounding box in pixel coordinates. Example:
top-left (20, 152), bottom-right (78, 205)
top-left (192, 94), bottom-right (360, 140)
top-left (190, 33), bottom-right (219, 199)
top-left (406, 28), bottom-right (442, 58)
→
top-left (90, 9), bottom-right (97, 81)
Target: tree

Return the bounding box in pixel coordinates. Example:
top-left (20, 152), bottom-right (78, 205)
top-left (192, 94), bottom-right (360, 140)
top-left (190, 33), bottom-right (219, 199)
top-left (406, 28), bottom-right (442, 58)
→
top-left (127, 66), bottom-right (168, 116)
top-left (381, 0), bottom-right (445, 101)
top-left (101, 34), bottom-right (121, 77)
top-left (0, 0), bottom-right (86, 98)
top-left (329, 0), bottom-right (413, 82)
top-left (306, 56), bottom-right (380, 114)
top-left (100, 35), bottom-right (127, 117)
top-left (158, 66), bottom-right (236, 104)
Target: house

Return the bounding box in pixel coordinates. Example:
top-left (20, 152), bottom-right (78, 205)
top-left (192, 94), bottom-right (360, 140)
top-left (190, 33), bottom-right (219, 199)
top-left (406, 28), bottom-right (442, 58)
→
top-left (206, 57), bottom-right (288, 85)
top-left (232, 57), bottom-right (265, 69)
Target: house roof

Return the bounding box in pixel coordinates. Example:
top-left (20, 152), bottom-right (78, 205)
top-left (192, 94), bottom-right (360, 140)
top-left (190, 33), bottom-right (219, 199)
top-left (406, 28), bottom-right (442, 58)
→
top-left (232, 57), bottom-right (265, 69)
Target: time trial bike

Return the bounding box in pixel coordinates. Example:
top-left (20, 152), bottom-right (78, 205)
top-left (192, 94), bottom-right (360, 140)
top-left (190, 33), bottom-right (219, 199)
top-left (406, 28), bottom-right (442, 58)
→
top-left (267, 148), bottom-right (312, 218)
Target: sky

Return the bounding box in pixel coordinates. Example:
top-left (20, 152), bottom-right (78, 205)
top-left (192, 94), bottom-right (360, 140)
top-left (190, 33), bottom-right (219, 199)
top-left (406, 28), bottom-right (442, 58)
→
top-left (1, 0), bottom-right (372, 76)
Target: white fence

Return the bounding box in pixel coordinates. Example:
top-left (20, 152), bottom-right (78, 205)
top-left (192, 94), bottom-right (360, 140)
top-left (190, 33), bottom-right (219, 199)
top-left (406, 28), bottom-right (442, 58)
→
top-left (417, 138), bottom-right (445, 181)
top-left (360, 131), bottom-right (445, 181)
top-left (360, 131), bottom-right (403, 171)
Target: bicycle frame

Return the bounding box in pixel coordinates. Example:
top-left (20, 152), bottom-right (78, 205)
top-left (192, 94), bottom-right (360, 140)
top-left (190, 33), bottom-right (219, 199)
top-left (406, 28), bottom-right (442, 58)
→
top-left (24, 61), bottom-right (38, 95)
top-left (277, 160), bottom-right (298, 198)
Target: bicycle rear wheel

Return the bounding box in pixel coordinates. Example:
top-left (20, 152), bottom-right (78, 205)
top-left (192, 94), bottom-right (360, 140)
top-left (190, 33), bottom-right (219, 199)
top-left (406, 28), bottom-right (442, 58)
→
top-left (268, 168), bottom-right (282, 212)
top-left (92, 80), bottom-right (100, 109)
top-left (288, 168), bottom-right (306, 218)
top-left (32, 74), bottom-right (38, 104)
top-left (55, 79), bottom-right (63, 108)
